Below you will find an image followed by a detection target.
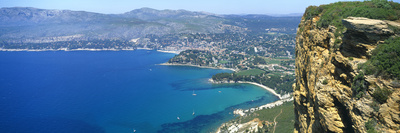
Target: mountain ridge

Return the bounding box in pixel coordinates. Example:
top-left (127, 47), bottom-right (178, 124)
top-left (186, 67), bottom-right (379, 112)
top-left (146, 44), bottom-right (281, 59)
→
top-left (0, 7), bottom-right (301, 44)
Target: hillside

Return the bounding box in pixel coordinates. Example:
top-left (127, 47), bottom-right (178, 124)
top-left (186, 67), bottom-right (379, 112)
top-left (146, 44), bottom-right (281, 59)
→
top-left (294, 1), bottom-right (400, 132)
top-left (0, 7), bottom-right (300, 45)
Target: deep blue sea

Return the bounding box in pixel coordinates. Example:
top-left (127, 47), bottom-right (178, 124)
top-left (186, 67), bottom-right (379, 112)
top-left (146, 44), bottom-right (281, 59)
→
top-left (0, 50), bottom-right (279, 133)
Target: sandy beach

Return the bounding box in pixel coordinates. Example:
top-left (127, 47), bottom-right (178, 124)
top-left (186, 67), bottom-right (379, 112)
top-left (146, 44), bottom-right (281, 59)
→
top-left (209, 78), bottom-right (294, 118)
top-left (136, 48), bottom-right (153, 50)
top-left (237, 81), bottom-right (282, 99)
top-left (156, 50), bottom-right (181, 54)
top-left (209, 79), bottom-right (282, 99)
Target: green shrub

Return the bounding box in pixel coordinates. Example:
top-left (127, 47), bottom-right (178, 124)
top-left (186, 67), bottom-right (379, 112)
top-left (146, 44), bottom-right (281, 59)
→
top-left (365, 119), bottom-right (377, 133)
top-left (295, 85), bottom-right (300, 91)
top-left (334, 38), bottom-right (342, 45)
top-left (368, 37), bottom-right (400, 79)
top-left (304, 6), bottom-right (323, 20)
top-left (369, 101), bottom-right (380, 112)
top-left (372, 86), bottom-right (392, 104)
top-left (352, 71), bottom-right (368, 98)
top-left (348, 57), bottom-right (354, 61)
top-left (389, 25), bottom-right (400, 34)
top-left (322, 79), bottom-right (328, 85)
top-left (359, 62), bottom-right (377, 75)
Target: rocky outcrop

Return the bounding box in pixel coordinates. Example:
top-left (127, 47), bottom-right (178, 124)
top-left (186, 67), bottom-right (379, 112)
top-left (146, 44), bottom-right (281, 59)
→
top-left (294, 16), bottom-right (400, 133)
top-left (342, 17), bottom-right (395, 35)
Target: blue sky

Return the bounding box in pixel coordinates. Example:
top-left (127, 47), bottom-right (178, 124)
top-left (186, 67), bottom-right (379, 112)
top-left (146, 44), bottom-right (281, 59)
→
top-left (1, 0), bottom-right (398, 14)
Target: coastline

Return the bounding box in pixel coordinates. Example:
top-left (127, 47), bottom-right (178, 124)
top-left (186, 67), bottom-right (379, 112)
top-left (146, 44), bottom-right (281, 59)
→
top-left (159, 63), bottom-right (237, 72)
top-left (0, 48), bottom-right (136, 52)
top-left (209, 79), bottom-right (282, 99)
top-left (156, 50), bottom-right (181, 54)
top-left (232, 95), bottom-right (293, 116)
top-left (238, 81), bottom-right (282, 99)
top-left (211, 79), bottom-right (293, 133)
top-left (0, 48), bottom-right (180, 53)
top-left (215, 97), bottom-right (293, 133)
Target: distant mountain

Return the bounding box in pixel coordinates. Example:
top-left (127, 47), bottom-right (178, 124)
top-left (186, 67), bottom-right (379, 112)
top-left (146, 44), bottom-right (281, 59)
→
top-left (0, 7), bottom-right (112, 25)
top-left (0, 7), bottom-right (301, 43)
top-left (120, 7), bottom-right (216, 20)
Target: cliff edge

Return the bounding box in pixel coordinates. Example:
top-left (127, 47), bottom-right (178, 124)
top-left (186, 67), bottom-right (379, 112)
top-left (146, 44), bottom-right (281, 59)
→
top-left (294, 1), bottom-right (400, 133)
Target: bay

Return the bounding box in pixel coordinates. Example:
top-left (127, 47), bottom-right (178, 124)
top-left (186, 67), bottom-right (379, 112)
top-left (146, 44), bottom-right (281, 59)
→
top-left (0, 50), bottom-right (279, 133)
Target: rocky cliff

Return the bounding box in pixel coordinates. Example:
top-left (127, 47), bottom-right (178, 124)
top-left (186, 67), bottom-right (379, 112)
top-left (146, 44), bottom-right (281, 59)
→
top-left (294, 7), bottom-right (400, 133)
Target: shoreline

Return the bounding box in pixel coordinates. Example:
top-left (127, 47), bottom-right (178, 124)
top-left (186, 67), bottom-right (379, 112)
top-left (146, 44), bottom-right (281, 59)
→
top-left (237, 81), bottom-right (282, 99)
top-left (209, 79), bottom-right (282, 99)
top-left (156, 50), bottom-right (181, 54)
top-left (232, 95), bottom-right (293, 116)
top-left (212, 79), bottom-right (293, 133)
top-left (159, 63), bottom-right (237, 72)
top-left (0, 48), bottom-right (136, 52)
top-left (0, 48), bottom-right (181, 53)
top-left (215, 97), bottom-right (293, 133)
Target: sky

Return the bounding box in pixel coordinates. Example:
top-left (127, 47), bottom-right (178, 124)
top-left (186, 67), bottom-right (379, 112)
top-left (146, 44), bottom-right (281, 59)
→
top-left (1, 0), bottom-right (399, 15)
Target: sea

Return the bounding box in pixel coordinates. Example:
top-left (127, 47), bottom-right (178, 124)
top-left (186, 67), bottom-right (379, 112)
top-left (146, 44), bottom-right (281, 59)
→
top-left (0, 50), bottom-right (279, 133)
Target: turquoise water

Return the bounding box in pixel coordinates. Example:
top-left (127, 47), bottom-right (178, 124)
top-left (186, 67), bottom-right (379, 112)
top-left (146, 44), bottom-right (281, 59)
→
top-left (0, 50), bottom-right (279, 133)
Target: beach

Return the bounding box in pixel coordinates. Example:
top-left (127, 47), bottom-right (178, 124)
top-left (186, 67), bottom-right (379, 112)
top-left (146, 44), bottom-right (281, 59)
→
top-left (208, 79), bottom-right (294, 117)
top-left (237, 81), bottom-right (282, 99)
top-left (208, 79), bottom-right (282, 99)
top-left (156, 50), bottom-right (181, 54)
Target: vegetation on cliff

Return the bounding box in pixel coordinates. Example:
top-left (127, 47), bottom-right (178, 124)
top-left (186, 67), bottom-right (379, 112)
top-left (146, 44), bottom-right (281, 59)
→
top-left (304, 0), bottom-right (400, 36)
top-left (360, 37), bottom-right (400, 79)
top-left (352, 71), bottom-right (369, 98)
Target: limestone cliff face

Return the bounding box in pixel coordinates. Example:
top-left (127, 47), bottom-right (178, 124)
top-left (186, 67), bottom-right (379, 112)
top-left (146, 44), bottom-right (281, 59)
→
top-left (293, 16), bottom-right (400, 133)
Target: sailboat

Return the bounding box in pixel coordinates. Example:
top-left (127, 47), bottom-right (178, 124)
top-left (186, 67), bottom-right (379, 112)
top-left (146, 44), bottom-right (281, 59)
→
top-left (192, 90), bottom-right (197, 96)
top-left (192, 109), bottom-right (195, 115)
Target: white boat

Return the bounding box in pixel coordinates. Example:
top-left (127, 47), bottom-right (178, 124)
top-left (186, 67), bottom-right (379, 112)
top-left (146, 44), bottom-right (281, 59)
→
top-left (192, 90), bottom-right (197, 96)
top-left (192, 110), bottom-right (195, 115)
top-left (177, 117), bottom-right (180, 120)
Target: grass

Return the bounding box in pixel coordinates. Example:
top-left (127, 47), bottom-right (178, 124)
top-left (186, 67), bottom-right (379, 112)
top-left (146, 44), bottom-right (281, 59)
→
top-left (239, 102), bottom-right (295, 133)
top-left (236, 69), bottom-right (265, 76)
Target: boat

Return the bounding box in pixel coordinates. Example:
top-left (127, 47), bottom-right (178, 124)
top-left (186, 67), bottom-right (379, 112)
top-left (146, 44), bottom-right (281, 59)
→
top-left (177, 117), bottom-right (180, 120)
top-left (192, 110), bottom-right (195, 115)
top-left (192, 90), bottom-right (197, 96)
